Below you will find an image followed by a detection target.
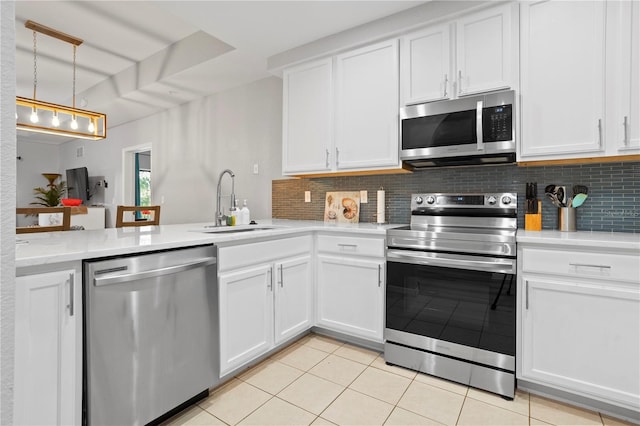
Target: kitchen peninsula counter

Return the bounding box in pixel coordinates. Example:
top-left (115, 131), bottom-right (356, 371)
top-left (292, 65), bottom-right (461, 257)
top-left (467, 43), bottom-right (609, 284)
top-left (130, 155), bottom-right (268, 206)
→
top-left (15, 219), bottom-right (397, 268)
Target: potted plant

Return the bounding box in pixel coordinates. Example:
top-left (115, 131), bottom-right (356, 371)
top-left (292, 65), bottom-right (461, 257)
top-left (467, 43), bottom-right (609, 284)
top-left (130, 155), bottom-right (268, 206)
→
top-left (31, 173), bottom-right (67, 207)
top-left (31, 173), bottom-right (67, 226)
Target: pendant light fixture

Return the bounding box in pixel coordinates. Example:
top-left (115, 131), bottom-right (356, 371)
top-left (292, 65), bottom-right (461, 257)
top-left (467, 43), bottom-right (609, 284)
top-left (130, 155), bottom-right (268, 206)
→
top-left (16, 20), bottom-right (107, 140)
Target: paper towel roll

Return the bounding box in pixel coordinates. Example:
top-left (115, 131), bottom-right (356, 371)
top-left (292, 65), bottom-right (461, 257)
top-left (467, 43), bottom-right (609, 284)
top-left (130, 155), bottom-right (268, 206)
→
top-left (376, 190), bottom-right (385, 224)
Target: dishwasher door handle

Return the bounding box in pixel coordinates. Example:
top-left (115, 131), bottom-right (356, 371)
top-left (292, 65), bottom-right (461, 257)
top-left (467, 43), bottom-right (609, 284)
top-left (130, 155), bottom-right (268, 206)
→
top-left (94, 257), bottom-right (216, 286)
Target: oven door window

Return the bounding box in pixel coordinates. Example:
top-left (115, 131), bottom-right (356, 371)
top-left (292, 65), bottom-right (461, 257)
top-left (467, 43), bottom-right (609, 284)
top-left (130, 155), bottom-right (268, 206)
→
top-left (401, 109), bottom-right (476, 150)
top-left (386, 261), bottom-right (515, 356)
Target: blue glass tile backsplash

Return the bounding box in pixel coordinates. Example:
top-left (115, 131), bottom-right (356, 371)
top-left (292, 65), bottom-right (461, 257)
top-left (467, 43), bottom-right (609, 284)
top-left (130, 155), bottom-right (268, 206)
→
top-left (272, 161), bottom-right (639, 233)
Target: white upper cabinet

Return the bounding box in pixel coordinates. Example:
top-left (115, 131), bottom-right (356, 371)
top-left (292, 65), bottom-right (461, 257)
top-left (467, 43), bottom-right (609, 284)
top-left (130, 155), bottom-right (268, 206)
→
top-left (335, 39), bottom-right (400, 170)
top-left (520, 1), bottom-right (606, 159)
top-left (455, 3), bottom-right (516, 96)
top-left (400, 3), bottom-right (517, 105)
top-left (281, 39), bottom-right (401, 175)
top-left (401, 23), bottom-right (451, 104)
top-left (282, 58), bottom-right (333, 174)
top-left (520, 0), bottom-right (639, 161)
top-left (609, 0), bottom-right (640, 153)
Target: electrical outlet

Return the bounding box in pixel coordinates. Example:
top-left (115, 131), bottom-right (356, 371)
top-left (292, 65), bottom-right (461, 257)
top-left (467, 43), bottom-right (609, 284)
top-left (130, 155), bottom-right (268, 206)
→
top-left (304, 191), bottom-right (311, 203)
top-left (360, 190), bottom-right (368, 203)
top-left (76, 146), bottom-right (84, 158)
top-left (253, 163), bottom-right (259, 174)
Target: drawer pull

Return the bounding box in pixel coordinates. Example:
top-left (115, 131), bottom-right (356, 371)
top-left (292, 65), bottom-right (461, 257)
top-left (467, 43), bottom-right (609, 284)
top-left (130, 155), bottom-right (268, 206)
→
top-left (569, 263), bottom-right (611, 269)
top-left (337, 243), bottom-right (357, 249)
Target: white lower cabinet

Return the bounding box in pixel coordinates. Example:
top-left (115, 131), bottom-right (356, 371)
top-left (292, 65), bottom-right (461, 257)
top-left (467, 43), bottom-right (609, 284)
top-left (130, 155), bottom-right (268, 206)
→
top-left (14, 266), bottom-right (81, 426)
top-left (518, 243), bottom-right (640, 412)
top-left (218, 236), bottom-right (312, 376)
top-left (316, 234), bottom-right (385, 343)
top-left (219, 264), bottom-right (274, 376)
top-left (275, 256), bottom-right (314, 344)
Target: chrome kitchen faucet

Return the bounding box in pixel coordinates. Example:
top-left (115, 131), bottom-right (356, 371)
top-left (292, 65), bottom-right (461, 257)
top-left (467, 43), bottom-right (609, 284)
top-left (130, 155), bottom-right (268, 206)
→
top-left (216, 169), bottom-right (236, 226)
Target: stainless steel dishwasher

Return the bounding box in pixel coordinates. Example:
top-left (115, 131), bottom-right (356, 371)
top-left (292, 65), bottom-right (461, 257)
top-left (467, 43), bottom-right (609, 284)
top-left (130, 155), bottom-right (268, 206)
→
top-left (83, 245), bottom-right (218, 426)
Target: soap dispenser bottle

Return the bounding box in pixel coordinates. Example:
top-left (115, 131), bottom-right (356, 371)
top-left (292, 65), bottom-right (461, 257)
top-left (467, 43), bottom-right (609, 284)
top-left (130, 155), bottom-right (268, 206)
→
top-left (240, 200), bottom-right (250, 225)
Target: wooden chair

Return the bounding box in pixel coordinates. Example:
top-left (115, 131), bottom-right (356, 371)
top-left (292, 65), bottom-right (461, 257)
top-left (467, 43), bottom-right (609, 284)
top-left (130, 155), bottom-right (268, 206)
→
top-left (115, 205), bottom-right (161, 228)
top-left (16, 207), bottom-right (72, 234)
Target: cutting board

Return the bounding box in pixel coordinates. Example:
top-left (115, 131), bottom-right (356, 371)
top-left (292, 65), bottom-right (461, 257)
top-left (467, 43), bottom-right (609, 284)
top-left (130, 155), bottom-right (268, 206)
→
top-left (324, 192), bottom-right (360, 223)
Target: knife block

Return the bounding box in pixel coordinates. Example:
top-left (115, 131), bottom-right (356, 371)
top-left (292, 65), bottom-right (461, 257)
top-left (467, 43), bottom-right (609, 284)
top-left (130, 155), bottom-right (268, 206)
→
top-left (525, 201), bottom-right (542, 231)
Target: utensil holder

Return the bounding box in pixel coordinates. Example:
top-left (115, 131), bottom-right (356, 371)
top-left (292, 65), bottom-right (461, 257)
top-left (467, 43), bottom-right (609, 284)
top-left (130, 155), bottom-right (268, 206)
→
top-left (525, 201), bottom-right (542, 231)
top-left (558, 207), bottom-right (576, 232)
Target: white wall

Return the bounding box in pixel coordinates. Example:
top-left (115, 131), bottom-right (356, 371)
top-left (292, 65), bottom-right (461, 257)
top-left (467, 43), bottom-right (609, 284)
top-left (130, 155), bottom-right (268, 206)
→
top-left (1, 1), bottom-right (16, 423)
top-left (58, 76), bottom-right (283, 226)
top-left (16, 141), bottom-right (61, 209)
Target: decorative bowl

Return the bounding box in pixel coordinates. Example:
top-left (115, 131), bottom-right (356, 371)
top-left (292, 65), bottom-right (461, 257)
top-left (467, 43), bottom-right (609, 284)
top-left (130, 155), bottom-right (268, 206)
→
top-left (61, 198), bottom-right (82, 206)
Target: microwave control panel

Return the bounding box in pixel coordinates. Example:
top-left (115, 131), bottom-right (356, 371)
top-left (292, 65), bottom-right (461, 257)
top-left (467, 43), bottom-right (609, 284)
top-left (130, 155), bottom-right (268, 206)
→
top-left (483, 105), bottom-right (512, 142)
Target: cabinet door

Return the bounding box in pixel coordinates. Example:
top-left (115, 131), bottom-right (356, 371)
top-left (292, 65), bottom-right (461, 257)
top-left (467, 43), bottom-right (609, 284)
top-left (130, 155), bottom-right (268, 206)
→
top-left (219, 264), bottom-right (274, 376)
top-left (456, 3), bottom-right (514, 96)
top-left (521, 276), bottom-right (640, 410)
top-left (14, 270), bottom-right (77, 426)
top-left (612, 0), bottom-right (640, 153)
top-left (520, 1), bottom-right (606, 159)
top-left (335, 39), bottom-right (399, 170)
top-left (316, 255), bottom-right (384, 342)
top-left (274, 255), bottom-right (313, 344)
top-left (401, 24), bottom-right (451, 104)
top-left (282, 58), bottom-right (333, 174)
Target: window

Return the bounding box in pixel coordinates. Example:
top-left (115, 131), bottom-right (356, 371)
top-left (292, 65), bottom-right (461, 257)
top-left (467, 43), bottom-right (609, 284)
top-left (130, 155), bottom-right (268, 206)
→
top-left (135, 151), bottom-right (151, 219)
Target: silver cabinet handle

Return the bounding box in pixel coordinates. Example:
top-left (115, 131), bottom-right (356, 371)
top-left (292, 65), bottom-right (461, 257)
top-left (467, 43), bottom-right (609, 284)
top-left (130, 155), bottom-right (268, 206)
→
top-left (525, 280), bottom-right (529, 310)
top-left (94, 257), bottom-right (216, 286)
top-left (268, 267), bottom-right (273, 291)
top-left (624, 116), bottom-right (629, 146)
top-left (598, 119), bottom-right (603, 148)
top-left (325, 148), bottom-right (330, 168)
top-left (378, 264), bottom-right (382, 287)
top-left (443, 74), bottom-right (448, 98)
top-left (337, 243), bottom-right (357, 250)
top-left (476, 100), bottom-right (484, 151)
top-left (569, 263), bottom-right (611, 269)
top-left (458, 70), bottom-right (463, 95)
top-left (68, 273), bottom-right (74, 316)
top-left (279, 264), bottom-right (284, 288)
top-left (335, 147), bottom-right (340, 167)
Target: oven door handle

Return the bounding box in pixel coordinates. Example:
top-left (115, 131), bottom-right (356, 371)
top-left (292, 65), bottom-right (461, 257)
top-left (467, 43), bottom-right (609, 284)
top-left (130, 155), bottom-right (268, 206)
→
top-left (387, 249), bottom-right (515, 274)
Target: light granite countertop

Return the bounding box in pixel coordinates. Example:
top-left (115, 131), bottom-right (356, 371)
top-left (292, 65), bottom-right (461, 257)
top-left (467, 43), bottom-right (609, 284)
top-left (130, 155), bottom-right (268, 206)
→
top-left (516, 229), bottom-right (640, 251)
top-left (15, 219), bottom-right (399, 268)
top-left (16, 219), bottom-right (639, 269)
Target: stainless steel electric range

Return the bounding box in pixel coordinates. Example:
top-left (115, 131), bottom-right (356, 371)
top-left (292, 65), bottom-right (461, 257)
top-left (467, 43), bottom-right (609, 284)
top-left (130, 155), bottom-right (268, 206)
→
top-left (384, 192), bottom-right (517, 399)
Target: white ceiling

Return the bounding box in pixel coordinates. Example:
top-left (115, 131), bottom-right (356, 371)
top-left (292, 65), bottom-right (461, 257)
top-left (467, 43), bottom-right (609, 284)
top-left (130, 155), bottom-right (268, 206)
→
top-left (15, 0), bottom-right (425, 143)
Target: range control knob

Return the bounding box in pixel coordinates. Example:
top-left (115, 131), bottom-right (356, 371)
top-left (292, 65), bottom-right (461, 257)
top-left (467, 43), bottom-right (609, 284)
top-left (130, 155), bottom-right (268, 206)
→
top-left (426, 196), bottom-right (436, 205)
top-left (487, 196), bottom-right (497, 205)
top-left (501, 196), bottom-right (512, 205)
top-left (415, 196), bottom-right (424, 205)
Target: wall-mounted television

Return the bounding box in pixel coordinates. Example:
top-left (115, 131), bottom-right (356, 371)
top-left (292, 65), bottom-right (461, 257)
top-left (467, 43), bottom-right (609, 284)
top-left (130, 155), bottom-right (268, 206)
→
top-left (66, 167), bottom-right (90, 205)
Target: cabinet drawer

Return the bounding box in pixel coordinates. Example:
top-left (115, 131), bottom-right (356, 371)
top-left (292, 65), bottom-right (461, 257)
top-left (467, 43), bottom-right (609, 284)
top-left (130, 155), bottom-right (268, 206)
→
top-left (521, 247), bottom-right (640, 283)
top-left (317, 234), bottom-right (384, 258)
top-left (219, 236), bottom-right (312, 272)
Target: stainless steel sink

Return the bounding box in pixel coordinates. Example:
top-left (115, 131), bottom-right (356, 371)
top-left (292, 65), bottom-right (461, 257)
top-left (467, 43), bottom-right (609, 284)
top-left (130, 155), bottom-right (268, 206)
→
top-left (193, 225), bottom-right (276, 234)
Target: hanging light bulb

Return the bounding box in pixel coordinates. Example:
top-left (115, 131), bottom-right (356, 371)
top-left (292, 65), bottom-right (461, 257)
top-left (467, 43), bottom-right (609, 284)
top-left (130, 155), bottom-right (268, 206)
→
top-left (70, 115), bottom-right (78, 130)
top-left (30, 107), bottom-right (39, 123)
top-left (87, 119), bottom-right (95, 133)
top-left (51, 111), bottom-right (60, 127)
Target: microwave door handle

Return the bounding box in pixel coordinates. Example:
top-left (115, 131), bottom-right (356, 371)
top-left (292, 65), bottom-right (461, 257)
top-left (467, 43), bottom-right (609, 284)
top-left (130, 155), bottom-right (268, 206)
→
top-left (476, 100), bottom-right (484, 151)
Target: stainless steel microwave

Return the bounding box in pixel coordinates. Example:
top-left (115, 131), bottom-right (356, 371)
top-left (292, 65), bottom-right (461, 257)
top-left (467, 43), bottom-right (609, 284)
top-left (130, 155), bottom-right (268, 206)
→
top-left (400, 90), bottom-right (515, 168)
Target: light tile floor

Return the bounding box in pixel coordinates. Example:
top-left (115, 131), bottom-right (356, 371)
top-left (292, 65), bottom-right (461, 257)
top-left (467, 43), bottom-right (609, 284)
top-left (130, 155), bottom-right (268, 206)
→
top-left (164, 333), bottom-right (638, 426)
